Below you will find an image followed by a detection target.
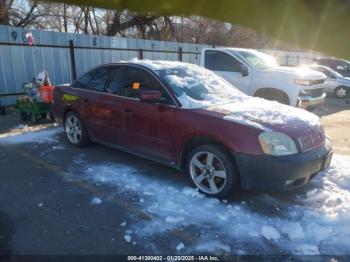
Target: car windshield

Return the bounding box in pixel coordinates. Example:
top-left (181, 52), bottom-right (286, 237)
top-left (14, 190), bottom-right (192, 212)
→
top-left (237, 50), bottom-right (279, 69)
top-left (156, 65), bottom-right (246, 108)
top-left (323, 68), bottom-right (343, 78)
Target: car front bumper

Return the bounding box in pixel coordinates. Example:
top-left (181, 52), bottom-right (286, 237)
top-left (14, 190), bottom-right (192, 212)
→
top-left (297, 92), bottom-right (326, 109)
top-left (233, 139), bottom-right (332, 191)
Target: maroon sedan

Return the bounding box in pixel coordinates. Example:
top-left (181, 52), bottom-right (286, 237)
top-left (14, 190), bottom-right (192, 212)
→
top-left (52, 60), bottom-right (332, 198)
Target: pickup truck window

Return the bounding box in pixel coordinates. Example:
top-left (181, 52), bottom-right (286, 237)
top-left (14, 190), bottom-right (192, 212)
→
top-left (204, 50), bottom-right (242, 72)
top-left (238, 51), bottom-right (278, 69)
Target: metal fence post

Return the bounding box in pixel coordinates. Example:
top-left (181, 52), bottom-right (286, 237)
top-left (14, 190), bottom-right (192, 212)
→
top-left (0, 100), bottom-right (6, 115)
top-left (138, 49), bottom-right (144, 60)
top-left (178, 47), bottom-right (183, 61)
top-left (69, 40), bottom-right (77, 81)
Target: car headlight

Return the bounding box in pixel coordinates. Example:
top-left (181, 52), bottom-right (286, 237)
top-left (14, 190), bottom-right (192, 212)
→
top-left (295, 79), bottom-right (311, 86)
top-left (259, 132), bottom-right (298, 156)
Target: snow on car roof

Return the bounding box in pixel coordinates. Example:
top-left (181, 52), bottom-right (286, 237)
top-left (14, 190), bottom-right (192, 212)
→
top-left (128, 57), bottom-right (202, 71)
top-left (127, 58), bottom-right (320, 129)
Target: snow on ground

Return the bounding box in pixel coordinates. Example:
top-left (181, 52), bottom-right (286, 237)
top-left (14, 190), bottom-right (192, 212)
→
top-left (90, 196), bottom-right (102, 205)
top-left (75, 154), bottom-right (350, 255)
top-left (0, 126), bottom-right (63, 144)
top-left (2, 125), bottom-right (349, 255)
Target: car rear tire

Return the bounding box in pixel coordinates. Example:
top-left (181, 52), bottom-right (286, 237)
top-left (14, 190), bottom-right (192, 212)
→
top-left (187, 144), bottom-right (240, 199)
top-left (64, 111), bottom-right (90, 147)
top-left (334, 86), bottom-right (348, 98)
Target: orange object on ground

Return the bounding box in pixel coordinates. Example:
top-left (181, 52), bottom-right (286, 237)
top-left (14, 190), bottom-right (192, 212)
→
top-left (40, 85), bottom-right (54, 103)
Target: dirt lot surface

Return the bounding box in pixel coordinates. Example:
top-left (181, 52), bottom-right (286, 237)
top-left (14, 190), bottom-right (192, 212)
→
top-left (315, 97), bottom-right (350, 155)
top-left (0, 97), bottom-right (349, 257)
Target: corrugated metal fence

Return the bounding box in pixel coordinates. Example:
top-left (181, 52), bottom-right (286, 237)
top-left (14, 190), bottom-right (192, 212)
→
top-left (0, 25), bottom-right (326, 106)
top-left (0, 25), bottom-right (209, 105)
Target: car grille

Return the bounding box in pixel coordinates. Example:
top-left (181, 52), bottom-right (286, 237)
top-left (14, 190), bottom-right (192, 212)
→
top-left (297, 129), bottom-right (325, 152)
top-left (304, 88), bottom-right (325, 98)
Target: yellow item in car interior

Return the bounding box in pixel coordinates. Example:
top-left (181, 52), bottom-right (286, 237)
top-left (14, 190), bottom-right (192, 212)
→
top-left (132, 82), bottom-right (140, 90)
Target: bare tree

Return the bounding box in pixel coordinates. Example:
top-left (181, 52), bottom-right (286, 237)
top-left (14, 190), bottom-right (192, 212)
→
top-left (0, 0), bottom-right (14, 25)
top-left (2, 0), bottom-right (301, 51)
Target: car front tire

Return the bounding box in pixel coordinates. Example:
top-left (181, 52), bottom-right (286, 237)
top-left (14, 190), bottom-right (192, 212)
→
top-left (64, 111), bottom-right (90, 147)
top-left (334, 86), bottom-right (348, 98)
top-left (187, 144), bottom-right (240, 199)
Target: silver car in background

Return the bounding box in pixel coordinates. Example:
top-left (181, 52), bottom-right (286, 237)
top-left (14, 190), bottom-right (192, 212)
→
top-left (308, 65), bottom-right (350, 98)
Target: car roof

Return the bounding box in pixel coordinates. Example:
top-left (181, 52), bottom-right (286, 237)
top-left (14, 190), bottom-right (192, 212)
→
top-left (310, 64), bottom-right (332, 70)
top-left (94, 59), bottom-right (204, 72)
top-left (204, 47), bottom-right (256, 53)
top-left (316, 58), bottom-right (350, 63)
top-left (309, 64), bottom-right (343, 77)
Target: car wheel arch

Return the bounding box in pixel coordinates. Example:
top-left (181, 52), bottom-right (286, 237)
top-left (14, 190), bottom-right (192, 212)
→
top-left (63, 109), bottom-right (89, 135)
top-left (179, 136), bottom-right (241, 182)
top-left (254, 87), bottom-right (291, 105)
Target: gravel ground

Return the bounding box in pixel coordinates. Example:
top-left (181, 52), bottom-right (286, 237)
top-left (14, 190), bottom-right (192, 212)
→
top-left (315, 97), bottom-right (350, 155)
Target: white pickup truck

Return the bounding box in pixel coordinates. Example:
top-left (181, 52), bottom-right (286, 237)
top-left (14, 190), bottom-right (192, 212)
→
top-left (200, 48), bottom-right (327, 109)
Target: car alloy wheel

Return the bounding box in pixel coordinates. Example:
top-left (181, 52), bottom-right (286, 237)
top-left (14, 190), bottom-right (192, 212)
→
top-left (335, 87), bottom-right (347, 98)
top-left (65, 114), bottom-right (83, 144)
top-left (189, 151), bottom-right (227, 195)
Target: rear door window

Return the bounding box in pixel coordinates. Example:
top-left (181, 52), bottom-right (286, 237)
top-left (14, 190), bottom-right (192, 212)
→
top-left (105, 67), bottom-right (124, 94)
top-left (88, 68), bottom-right (109, 92)
top-left (204, 50), bottom-right (242, 72)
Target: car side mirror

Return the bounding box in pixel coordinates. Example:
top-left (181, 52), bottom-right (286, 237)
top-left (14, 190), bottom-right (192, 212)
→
top-left (240, 64), bottom-right (249, 77)
top-left (139, 90), bottom-right (162, 103)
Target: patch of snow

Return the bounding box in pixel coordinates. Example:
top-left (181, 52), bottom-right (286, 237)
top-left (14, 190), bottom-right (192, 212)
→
top-left (165, 216), bottom-right (184, 223)
top-left (52, 145), bottom-right (65, 150)
top-left (120, 221), bottom-right (127, 227)
top-left (176, 242), bottom-right (185, 251)
top-left (280, 222), bottom-right (305, 240)
top-left (218, 98), bottom-right (320, 129)
top-left (90, 197), bottom-right (102, 205)
top-left (0, 127), bottom-right (63, 144)
top-left (195, 240), bottom-right (231, 253)
top-left (123, 235), bottom-right (131, 243)
top-left (38, 203), bottom-right (43, 207)
top-left (73, 154), bottom-right (85, 165)
top-left (261, 225), bottom-right (281, 241)
top-left (294, 244), bottom-right (319, 255)
top-left (14, 124), bottom-right (27, 129)
top-left (75, 154), bottom-right (350, 255)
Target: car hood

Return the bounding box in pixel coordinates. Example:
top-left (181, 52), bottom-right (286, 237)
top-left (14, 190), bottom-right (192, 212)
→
top-left (259, 66), bottom-right (326, 80)
top-left (335, 77), bottom-right (350, 85)
top-left (206, 96), bottom-right (323, 137)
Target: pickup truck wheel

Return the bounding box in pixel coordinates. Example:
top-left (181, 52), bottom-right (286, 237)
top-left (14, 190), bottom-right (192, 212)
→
top-left (187, 145), bottom-right (239, 199)
top-left (334, 86), bottom-right (348, 98)
top-left (64, 111), bottom-right (90, 147)
top-left (255, 89), bottom-right (290, 105)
